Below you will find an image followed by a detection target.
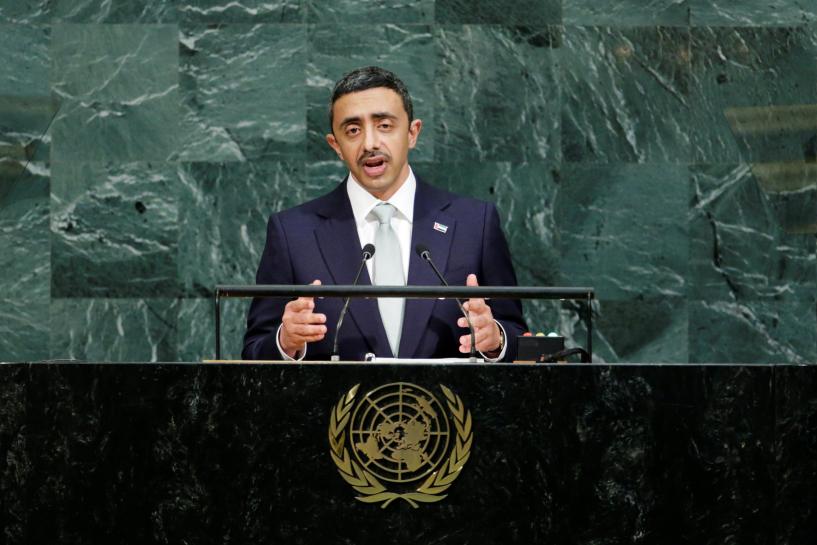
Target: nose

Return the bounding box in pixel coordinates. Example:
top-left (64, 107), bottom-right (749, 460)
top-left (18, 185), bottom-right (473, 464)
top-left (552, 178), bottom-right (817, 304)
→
top-left (364, 125), bottom-right (380, 151)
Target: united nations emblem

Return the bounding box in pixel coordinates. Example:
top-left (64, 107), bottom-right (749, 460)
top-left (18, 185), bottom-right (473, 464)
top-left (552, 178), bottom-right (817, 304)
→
top-left (328, 382), bottom-right (473, 508)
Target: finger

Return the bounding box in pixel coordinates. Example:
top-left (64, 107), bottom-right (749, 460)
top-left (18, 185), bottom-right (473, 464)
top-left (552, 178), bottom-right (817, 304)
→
top-left (460, 313), bottom-right (490, 330)
top-left (467, 296), bottom-right (487, 313)
top-left (462, 327), bottom-right (499, 352)
top-left (290, 323), bottom-right (328, 338)
top-left (469, 313), bottom-right (492, 330)
top-left (464, 274), bottom-right (488, 313)
top-left (288, 297), bottom-right (314, 312)
top-left (289, 279), bottom-right (322, 309)
top-left (311, 278), bottom-right (324, 299)
top-left (295, 312), bottom-right (326, 324)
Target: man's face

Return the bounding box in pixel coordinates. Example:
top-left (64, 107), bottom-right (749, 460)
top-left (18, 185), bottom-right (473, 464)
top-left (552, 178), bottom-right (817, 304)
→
top-left (326, 87), bottom-right (422, 201)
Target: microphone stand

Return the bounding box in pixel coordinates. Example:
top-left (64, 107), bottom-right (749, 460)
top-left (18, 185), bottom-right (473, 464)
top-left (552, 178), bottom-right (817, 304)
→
top-left (331, 244), bottom-right (375, 361)
top-left (417, 246), bottom-right (478, 363)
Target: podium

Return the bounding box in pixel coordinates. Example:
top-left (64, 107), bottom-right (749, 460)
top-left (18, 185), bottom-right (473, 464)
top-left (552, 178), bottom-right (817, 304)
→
top-left (0, 361), bottom-right (814, 544)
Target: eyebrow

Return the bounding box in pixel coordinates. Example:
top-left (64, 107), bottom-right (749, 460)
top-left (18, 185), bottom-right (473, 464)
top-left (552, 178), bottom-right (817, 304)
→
top-left (339, 112), bottom-right (399, 127)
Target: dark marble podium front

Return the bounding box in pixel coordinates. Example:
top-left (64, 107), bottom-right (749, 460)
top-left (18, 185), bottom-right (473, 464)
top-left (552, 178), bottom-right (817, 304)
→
top-left (0, 362), bottom-right (814, 544)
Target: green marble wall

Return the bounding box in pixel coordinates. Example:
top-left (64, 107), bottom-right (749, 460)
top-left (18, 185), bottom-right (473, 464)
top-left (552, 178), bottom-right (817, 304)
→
top-left (1, 0), bottom-right (815, 363)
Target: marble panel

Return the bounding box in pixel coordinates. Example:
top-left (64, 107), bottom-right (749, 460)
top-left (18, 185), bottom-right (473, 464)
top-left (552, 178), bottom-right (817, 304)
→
top-left (178, 0), bottom-right (304, 23)
top-left (0, 167), bottom-right (50, 295)
top-left (0, 168), bottom-right (50, 358)
top-left (775, 365), bottom-right (817, 543)
top-left (177, 297), bottom-right (250, 361)
top-left (307, 0), bottom-right (432, 22)
top-left (434, 25), bottom-right (560, 163)
top-left (0, 297), bottom-right (50, 362)
top-left (689, 26), bottom-right (817, 163)
top-left (178, 24), bottom-right (306, 162)
top-left (556, 163), bottom-right (689, 300)
top-left (689, 299), bottom-right (816, 363)
top-left (691, 0), bottom-right (817, 26)
top-left (50, 24), bottom-right (180, 162)
top-left (49, 298), bottom-right (178, 361)
top-left (306, 24), bottom-right (435, 162)
top-left (51, 0), bottom-right (177, 23)
top-left (177, 161), bottom-right (311, 296)
top-left (0, 0), bottom-right (52, 23)
top-left (562, 26), bottom-right (691, 163)
top-left (689, 164), bottom-right (815, 302)
top-left (435, 0), bottom-right (561, 24)
top-left (0, 24), bottom-right (52, 164)
top-left (51, 162), bottom-right (179, 297)
top-left (564, 0), bottom-right (690, 26)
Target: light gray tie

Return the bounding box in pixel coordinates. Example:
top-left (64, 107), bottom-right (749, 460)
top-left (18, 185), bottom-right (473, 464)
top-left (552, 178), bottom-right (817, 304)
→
top-left (371, 203), bottom-right (405, 356)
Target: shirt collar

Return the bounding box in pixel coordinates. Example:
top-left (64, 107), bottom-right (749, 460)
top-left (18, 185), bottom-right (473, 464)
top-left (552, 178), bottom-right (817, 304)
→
top-left (346, 167), bottom-right (416, 226)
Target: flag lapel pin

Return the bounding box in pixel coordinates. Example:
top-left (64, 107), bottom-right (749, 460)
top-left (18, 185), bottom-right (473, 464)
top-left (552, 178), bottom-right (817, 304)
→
top-left (433, 222), bottom-right (448, 234)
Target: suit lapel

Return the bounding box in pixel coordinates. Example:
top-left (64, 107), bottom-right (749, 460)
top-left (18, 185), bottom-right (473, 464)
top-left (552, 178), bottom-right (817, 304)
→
top-left (398, 180), bottom-right (455, 359)
top-left (313, 182), bottom-right (392, 357)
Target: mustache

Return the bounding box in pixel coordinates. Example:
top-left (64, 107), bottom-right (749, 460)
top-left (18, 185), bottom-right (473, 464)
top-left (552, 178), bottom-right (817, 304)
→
top-left (358, 151), bottom-right (390, 165)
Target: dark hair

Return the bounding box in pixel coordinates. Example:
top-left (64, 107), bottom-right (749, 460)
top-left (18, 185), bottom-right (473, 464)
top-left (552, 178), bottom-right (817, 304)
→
top-left (329, 66), bottom-right (414, 129)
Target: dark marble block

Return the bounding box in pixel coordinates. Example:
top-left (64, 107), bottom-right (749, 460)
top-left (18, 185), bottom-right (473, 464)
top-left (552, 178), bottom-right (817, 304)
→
top-left (48, 299), bottom-right (178, 361)
top-left (307, 0), bottom-right (433, 23)
top-left (689, 164), bottom-right (815, 302)
top-left (0, 24), bottom-right (52, 164)
top-left (562, 26), bottom-right (691, 163)
top-left (176, 161), bottom-right (309, 296)
top-left (689, 26), bottom-right (817, 163)
top-left (435, 25), bottom-right (561, 163)
top-left (691, 0), bottom-right (817, 26)
top-left (178, 24), bottom-right (307, 161)
top-left (0, 170), bottom-right (51, 362)
top-left (688, 299), bottom-right (817, 364)
top-left (178, 0), bottom-right (304, 23)
top-left (564, 0), bottom-right (690, 26)
top-left (556, 163), bottom-right (689, 300)
top-left (435, 0), bottom-right (561, 24)
top-left (50, 162), bottom-right (180, 298)
top-left (50, 23), bottom-right (180, 162)
top-left (0, 362), bottom-right (795, 544)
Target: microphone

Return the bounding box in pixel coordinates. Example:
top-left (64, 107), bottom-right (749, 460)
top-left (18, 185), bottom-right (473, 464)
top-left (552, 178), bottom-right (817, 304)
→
top-left (415, 244), bottom-right (478, 362)
top-left (331, 243), bottom-right (375, 361)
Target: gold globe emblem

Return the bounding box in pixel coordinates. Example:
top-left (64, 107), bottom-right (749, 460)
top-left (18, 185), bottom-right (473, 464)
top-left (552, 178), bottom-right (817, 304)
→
top-left (329, 382), bottom-right (473, 508)
top-left (350, 383), bottom-right (449, 483)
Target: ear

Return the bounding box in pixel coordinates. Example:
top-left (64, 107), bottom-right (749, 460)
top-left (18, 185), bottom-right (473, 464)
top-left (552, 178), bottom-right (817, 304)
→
top-left (407, 119), bottom-right (423, 150)
top-left (326, 132), bottom-right (344, 160)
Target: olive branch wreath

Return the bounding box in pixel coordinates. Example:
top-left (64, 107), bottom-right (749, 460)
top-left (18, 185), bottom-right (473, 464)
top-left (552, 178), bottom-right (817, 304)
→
top-left (328, 383), bottom-right (473, 508)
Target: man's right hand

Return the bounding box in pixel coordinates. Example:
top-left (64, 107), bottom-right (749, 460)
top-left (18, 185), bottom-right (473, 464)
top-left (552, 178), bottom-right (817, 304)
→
top-left (279, 279), bottom-right (327, 358)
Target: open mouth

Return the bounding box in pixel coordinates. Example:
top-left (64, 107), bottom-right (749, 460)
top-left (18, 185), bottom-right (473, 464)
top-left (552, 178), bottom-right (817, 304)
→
top-left (362, 155), bottom-right (387, 178)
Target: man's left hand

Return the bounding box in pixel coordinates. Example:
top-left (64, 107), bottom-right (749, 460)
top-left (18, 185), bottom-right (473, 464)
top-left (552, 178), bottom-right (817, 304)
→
top-left (458, 274), bottom-right (502, 355)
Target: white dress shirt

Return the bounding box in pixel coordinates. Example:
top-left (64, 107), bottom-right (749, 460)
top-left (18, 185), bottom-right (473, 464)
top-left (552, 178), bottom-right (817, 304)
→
top-left (346, 169), bottom-right (415, 283)
top-left (278, 167), bottom-right (506, 361)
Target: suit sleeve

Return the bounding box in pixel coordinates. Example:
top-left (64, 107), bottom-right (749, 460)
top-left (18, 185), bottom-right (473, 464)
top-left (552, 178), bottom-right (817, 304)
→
top-left (242, 214), bottom-right (293, 360)
top-left (481, 202), bottom-right (528, 362)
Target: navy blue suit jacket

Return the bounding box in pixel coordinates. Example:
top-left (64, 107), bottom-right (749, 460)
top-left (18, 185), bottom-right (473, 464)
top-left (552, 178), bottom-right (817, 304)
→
top-left (242, 177), bottom-right (527, 361)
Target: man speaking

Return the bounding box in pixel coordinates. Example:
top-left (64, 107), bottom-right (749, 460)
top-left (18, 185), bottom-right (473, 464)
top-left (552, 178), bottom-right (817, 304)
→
top-left (242, 66), bottom-right (526, 362)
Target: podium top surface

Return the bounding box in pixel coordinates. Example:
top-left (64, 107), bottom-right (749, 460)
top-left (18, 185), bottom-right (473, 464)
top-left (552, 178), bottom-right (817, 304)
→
top-left (0, 360), bottom-right (811, 367)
